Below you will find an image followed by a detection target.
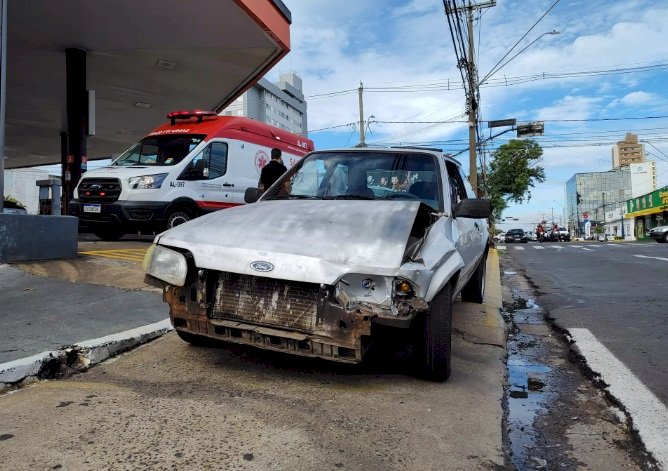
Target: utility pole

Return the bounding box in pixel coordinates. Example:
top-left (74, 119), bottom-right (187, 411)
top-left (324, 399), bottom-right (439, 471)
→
top-left (447, 1), bottom-right (495, 196)
top-left (466, 8), bottom-right (478, 195)
top-left (357, 82), bottom-right (365, 147)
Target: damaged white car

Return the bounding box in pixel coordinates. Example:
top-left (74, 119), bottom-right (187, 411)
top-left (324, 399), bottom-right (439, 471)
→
top-left (144, 148), bottom-right (491, 381)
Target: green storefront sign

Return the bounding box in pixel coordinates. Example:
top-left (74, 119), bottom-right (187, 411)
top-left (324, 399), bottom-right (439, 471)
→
top-left (626, 186), bottom-right (668, 215)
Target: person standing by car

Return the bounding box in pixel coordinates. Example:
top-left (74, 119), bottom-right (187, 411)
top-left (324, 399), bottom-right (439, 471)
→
top-left (258, 148), bottom-right (287, 194)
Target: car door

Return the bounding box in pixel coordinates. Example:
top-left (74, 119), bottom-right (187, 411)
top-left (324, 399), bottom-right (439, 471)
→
top-left (185, 141), bottom-right (235, 209)
top-left (445, 161), bottom-right (481, 290)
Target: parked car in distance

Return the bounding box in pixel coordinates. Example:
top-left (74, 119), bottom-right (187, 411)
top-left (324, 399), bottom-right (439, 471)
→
top-left (144, 146), bottom-right (492, 382)
top-left (648, 225), bottom-right (668, 243)
top-left (504, 228), bottom-right (528, 243)
top-left (557, 227), bottom-right (570, 242)
top-left (493, 232), bottom-right (506, 243)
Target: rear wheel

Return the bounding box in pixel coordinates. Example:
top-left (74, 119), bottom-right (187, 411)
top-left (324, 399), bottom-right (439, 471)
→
top-left (662, 233), bottom-right (668, 243)
top-left (461, 252), bottom-right (487, 304)
top-left (93, 228), bottom-right (125, 241)
top-left (413, 283), bottom-right (453, 382)
top-left (166, 206), bottom-right (194, 229)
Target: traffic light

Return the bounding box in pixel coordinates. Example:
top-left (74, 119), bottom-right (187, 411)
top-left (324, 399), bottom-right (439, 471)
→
top-left (576, 192), bottom-right (582, 205)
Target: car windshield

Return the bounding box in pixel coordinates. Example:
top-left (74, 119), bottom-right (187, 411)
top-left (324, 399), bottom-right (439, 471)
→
top-left (508, 230), bottom-right (524, 235)
top-left (112, 134), bottom-right (205, 166)
top-left (262, 150), bottom-right (442, 210)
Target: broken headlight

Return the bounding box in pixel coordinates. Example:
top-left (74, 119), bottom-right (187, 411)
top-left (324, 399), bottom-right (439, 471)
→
top-left (143, 244), bottom-right (188, 287)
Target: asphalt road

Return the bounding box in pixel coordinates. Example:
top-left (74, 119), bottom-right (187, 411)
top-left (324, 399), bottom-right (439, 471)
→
top-left (499, 240), bottom-right (667, 403)
top-left (498, 240), bottom-right (668, 467)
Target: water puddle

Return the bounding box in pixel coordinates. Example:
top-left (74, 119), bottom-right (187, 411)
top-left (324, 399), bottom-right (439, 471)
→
top-left (503, 290), bottom-right (553, 470)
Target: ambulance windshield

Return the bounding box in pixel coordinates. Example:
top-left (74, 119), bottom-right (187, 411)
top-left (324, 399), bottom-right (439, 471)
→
top-left (112, 135), bottom-right (204, 166)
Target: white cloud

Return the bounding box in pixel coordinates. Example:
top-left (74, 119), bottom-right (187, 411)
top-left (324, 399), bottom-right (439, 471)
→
top-left (620, 91), bottom-right (656, 106)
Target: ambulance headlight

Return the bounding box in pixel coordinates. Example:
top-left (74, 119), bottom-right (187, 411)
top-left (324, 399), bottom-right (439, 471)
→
top-left (143, 244), bottom-right (188, 287)
top-left (128, 173), bottom-right (168, 189)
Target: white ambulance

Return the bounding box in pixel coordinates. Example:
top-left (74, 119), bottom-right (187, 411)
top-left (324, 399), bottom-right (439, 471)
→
top-left (69, 110), bottom-right (314, 240)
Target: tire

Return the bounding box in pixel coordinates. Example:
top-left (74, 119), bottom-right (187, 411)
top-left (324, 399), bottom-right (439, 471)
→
top-left (93, 228), bottom-right (125, 241)
top-left (413, 283), bottom-right (453, 382)
top-left (461, 252), bottom-right (487, 304)
top-left (166, 206), bottom-right (194, 229)
top-left (176, 329), bottom-right (212, 346)
top-left (663, 233), bottom-right (668, 243)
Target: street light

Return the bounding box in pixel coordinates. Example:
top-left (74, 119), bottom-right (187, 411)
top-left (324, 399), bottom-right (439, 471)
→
top-left (480, 30), bottom-right (560, 86)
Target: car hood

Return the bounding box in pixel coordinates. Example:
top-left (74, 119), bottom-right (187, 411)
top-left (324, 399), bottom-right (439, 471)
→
top-left (157, 199), bottom-right (423, 285)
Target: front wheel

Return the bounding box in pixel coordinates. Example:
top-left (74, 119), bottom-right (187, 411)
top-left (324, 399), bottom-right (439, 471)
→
top-left (166, 207), bottom-right (194, 229)
top-left (461, 252), bottom-right (487, 304)
top-left (413, 283), bottom-right (453, 382)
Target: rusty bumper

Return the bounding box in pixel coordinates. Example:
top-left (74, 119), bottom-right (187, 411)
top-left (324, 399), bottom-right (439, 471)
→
top-left (163, 273), bottom-right (375, 363)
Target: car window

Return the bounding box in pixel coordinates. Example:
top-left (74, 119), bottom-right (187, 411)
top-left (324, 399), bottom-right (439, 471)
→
top-left (445, 161), bottom-right (468, 212)
top-left (271, 151), bottom-right (442, 210)
top-left (112, 135), bottom-right (204, 166)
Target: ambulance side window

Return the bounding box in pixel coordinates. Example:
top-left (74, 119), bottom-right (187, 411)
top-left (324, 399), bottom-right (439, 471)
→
top-left (182, 142), bottom-right (228, 180)
top-left (207, 142), bottom-right (228, 179)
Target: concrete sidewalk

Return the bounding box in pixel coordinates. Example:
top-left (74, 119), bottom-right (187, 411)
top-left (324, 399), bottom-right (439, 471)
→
top-left (0, 263), bottom-right (170, 390)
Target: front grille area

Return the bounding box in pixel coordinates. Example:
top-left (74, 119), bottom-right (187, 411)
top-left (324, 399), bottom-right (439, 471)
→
top-left (78, 178), bottom-right (122, 203)
top-left (211, 273), bottom-right (319, 332)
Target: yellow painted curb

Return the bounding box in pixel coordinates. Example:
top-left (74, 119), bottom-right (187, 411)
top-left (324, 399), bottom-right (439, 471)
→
top-left (483, 248), bottom-right (504, 329)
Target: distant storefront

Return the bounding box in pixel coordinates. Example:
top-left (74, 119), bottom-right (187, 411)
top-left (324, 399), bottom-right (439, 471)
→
top-left (625, 186), bottom-right (668, 239)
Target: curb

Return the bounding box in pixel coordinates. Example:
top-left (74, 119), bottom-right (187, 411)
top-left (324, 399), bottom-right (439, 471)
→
top-left (0, 319), bottom-right (173, 392)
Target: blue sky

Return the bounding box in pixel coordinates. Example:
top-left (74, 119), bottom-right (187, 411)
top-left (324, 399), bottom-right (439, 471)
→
top-left (263, 0), bottom-right (668, 230)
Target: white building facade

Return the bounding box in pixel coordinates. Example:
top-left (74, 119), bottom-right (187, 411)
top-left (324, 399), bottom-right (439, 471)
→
top-left (222, 72), bottom-right (308, 136)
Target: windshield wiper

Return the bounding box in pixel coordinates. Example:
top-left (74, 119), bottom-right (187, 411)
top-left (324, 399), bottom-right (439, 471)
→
top-left (324, 195), bottom-right (375, 200)
top-left (288, 194), bottom-right (323, 199)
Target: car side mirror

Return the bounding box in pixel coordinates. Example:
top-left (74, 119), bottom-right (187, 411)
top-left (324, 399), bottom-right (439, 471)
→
top-left (454, 198), bottom-right (492, 218)
top-left (244, 187), bottom-right (259, 203)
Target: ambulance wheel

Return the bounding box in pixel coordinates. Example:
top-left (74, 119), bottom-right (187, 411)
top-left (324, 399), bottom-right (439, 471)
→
top-left (93, 228), bottom-right (125, 241)
top-left (166, 206), bottom-right (194, 229)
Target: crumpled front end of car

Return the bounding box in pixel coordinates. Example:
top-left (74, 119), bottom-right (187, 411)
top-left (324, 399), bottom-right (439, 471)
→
top-left (144, 201), bottom-right (463, 363)
top-left (158, 265), bottom-right (436, 363)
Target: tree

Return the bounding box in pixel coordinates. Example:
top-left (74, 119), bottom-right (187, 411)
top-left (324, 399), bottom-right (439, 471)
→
top-left (484, 139), bottom-right (545, 221)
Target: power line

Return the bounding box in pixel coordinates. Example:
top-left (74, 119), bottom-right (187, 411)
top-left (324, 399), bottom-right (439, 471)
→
top-left (480, 0), bottom-right (562, 85)
top-left (304, 61), bottom-right (668, 98)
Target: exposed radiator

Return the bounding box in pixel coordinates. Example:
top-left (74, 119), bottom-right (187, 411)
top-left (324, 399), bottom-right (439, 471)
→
top-left (211, 273), bottom-right (319, 332)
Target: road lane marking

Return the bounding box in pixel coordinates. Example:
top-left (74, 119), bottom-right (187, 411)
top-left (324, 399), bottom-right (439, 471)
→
top-left (634, 254), bottom-right (668, 262)
top-left (569, 328), bottom-right (668, 469)
top-left (533, 246), bottom-right (545, 250)
top-left (514, 246), bottom-right (525, 251)
top-left (79, 248), bottom-right (148, 262)
top-left (579, 247), bottom-right (593, 251)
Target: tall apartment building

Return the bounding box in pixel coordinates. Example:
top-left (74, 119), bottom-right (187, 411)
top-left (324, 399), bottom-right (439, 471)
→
top-left (612, 132), bottom-right (646, 168)
top-left (222, 72), bottom-right (308, 136)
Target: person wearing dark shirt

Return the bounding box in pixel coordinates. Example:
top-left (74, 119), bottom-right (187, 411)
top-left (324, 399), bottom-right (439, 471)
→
top-left (259, 148), bottom-right (287, 193)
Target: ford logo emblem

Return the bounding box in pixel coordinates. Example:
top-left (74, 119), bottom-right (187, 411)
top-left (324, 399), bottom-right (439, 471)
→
top-left (250, 261), bottom-right (274, 272)
top-left (90, 184), bottom-right (101, 190)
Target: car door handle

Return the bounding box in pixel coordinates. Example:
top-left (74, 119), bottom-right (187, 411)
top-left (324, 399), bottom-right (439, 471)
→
top-left (222, 183), bottom-right (234, 187)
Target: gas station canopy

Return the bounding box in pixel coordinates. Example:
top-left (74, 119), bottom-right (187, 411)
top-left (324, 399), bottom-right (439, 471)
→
top-left (4, 0), bottom-right (292, 169)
